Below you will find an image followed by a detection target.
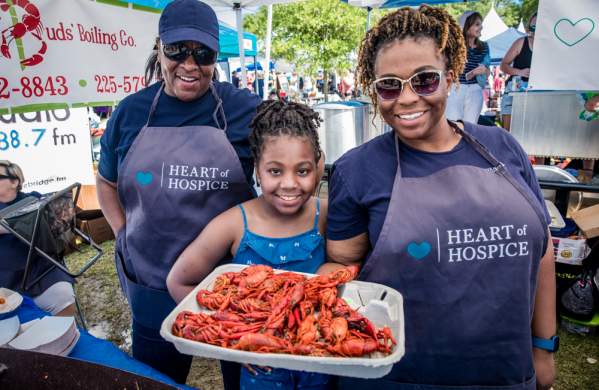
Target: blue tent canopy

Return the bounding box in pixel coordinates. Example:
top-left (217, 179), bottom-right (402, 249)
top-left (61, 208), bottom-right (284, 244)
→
top-left (236, 61), bottom-right (275, 72)
top-left (122, 0), bottom-right (257, 59)
top-left (219, 23), bottom-right (258, 60)
top-left (126, 0), bottom-right (172, 7)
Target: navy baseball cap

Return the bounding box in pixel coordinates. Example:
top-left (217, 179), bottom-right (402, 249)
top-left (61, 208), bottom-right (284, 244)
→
top-left (159, 0), bottom-right (219, 52)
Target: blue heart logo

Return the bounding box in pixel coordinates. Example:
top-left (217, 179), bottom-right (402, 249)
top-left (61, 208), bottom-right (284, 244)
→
top-left (407, 241), bottom-right (431, 260)
top-left (135, 171), bottom-right (153, 186)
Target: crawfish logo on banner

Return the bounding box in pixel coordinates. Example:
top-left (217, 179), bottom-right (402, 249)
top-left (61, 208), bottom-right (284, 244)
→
top-left (0, 0), bottom-right (47, 67)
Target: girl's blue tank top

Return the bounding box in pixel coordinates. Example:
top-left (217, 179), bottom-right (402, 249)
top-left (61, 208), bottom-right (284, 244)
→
top-left (232, 198), bottom-right (325, 273)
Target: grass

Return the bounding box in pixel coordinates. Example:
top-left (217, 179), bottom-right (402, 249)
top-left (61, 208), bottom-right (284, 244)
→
top-left (554, 329), bottom-right (599, 389)
top-left (66, 240), bottom-right (599, 390)
top-left (65, 239), bottom-right (222, 390)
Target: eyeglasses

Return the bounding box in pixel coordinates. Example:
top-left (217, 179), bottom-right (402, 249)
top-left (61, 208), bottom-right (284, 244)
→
top-left (529, 25), bottom-right (536, 32)
top-left (0, 174), bottom-right (16, 180)
top-left (372, 70), bottom-right (444, 101)
top-left (162, 42), bottom-right (217, 66)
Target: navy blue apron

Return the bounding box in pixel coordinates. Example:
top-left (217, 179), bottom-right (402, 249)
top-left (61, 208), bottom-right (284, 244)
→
top-left (338, 123), bottom-right (547, 389)
top-left (115, 83), bottom-right (253, 383)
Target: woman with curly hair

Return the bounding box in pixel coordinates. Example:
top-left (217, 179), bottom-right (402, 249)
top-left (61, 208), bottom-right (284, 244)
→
top-left (320, 5), bottom-right (556, 389)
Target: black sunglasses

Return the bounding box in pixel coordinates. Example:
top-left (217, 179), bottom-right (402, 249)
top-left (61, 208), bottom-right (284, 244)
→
top-left (162, 42), bottom-right (217, 66)
top-left (529, 24), bottom-right (536, 32)
top-left (0, 174), bottom-right (16, 180)
top-left (372, 70), bottom-right (444, 100)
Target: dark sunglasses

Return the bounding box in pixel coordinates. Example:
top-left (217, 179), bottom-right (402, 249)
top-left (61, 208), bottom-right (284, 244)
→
top-left (372, 70), bottom-right (444, 101)
top-left (529, 25), bottom-right (536, 32)
top-left (0, 174), bottom-right (16, 180)
top-left (162, 43), bottom-right (217, 66)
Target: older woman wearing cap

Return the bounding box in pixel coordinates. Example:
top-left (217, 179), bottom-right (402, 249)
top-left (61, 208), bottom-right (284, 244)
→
top-left (0, 160), bottom-right (77, 317)
top-left (96, 0), bottom-right (260, 383)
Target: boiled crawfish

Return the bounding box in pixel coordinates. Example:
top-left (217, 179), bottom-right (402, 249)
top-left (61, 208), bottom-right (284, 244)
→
top-left (172, 264), bottom-right (397, 358)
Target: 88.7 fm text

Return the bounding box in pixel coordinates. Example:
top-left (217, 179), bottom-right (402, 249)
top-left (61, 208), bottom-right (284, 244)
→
top-left (0, 128), bottom-right (77, 151)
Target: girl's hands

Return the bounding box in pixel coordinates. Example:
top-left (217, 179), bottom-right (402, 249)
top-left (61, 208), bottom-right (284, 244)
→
top-left (243, 363), bottom-right (272, 376)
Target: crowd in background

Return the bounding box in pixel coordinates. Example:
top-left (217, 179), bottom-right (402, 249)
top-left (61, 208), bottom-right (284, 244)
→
top-left (231, 69), bottom-right (357, 103)
top-left (231, 64), bottom-right (517, 128)
top-left (227, 11), bottom-right (540, 131)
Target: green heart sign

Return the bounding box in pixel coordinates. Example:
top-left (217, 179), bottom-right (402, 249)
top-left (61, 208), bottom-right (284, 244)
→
top-left (553, 18), bottom-right (595, 47)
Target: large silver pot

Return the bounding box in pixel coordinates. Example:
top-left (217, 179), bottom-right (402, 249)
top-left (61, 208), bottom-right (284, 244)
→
top-left (314, 101), bottom-right (387, 164)
top-left (510, 91), bottom-right (599, 159)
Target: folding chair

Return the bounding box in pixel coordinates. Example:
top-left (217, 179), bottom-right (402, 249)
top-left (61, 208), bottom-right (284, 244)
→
top-left (0, 183), bottom-right (103, 329)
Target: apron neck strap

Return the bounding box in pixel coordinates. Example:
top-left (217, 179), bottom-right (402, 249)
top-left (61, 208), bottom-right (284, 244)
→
top-left (210, 83), bottom-right (228, 132)
top-left (394, 134), bottom-right (401, 166)
top-left (145, 82), bottom-right (165, 127)
top-left (144, 82), bottom-right (228, 132)
top-left (449, 121), bottom-right (503, 169)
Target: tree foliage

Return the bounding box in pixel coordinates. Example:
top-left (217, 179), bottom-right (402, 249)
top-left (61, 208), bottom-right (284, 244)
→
top-left (520, 0), bottom-right (539, 24)
top-left (244, 0), bottom-right (366, 75)
top-left (244, 0), bottom-right (538, 78)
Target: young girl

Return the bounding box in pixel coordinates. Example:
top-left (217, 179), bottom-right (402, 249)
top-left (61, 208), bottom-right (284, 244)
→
top-left (167, 100), bottom-right (331, 390)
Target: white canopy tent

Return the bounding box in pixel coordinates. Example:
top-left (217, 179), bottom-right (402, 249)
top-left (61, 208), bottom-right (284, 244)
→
top-left (480, 6), bottom-right (526, 64)
top-left (481, 6), bottom-right (508, 41)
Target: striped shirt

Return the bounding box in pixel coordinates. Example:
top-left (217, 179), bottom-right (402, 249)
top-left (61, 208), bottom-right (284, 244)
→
top-left (459, 41), bottom-right (489, 85)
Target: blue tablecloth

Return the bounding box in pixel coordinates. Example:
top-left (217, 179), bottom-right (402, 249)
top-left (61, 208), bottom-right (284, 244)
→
top-left (15, 296), bottom-right (195, 389)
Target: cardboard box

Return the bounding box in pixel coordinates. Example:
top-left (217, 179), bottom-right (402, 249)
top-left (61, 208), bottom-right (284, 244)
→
top-left (76, 185), bottom-right (101, 211)
top-left (572, 203), bottom-right (599, 239)
top-left (76, 210), bottom-right (114, 244)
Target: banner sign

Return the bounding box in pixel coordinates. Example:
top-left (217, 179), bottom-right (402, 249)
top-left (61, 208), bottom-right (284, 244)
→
top-left (529, 0), bottom-right (599, 90)
top-left (0, 0), bottom-right (159, 113)
top-left (0, 107), bottom-right (95, 194)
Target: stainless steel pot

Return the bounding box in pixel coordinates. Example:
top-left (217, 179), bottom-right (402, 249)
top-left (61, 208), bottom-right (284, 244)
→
top-left (314, 101), bottom-right (388, 164)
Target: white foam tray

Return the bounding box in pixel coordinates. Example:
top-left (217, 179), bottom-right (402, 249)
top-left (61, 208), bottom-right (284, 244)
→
top-left (0, 316), bottom-right (20, 346)
top-left (9, 316), bottom-right (77, 355)
top-left (161, 264), bottom-right (405, 378)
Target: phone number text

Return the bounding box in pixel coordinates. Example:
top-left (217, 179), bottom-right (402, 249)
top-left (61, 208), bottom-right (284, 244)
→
top-left (94, 75), bottom-right (146, 93)
top-left (0, 76), bottom-right (68, 100)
